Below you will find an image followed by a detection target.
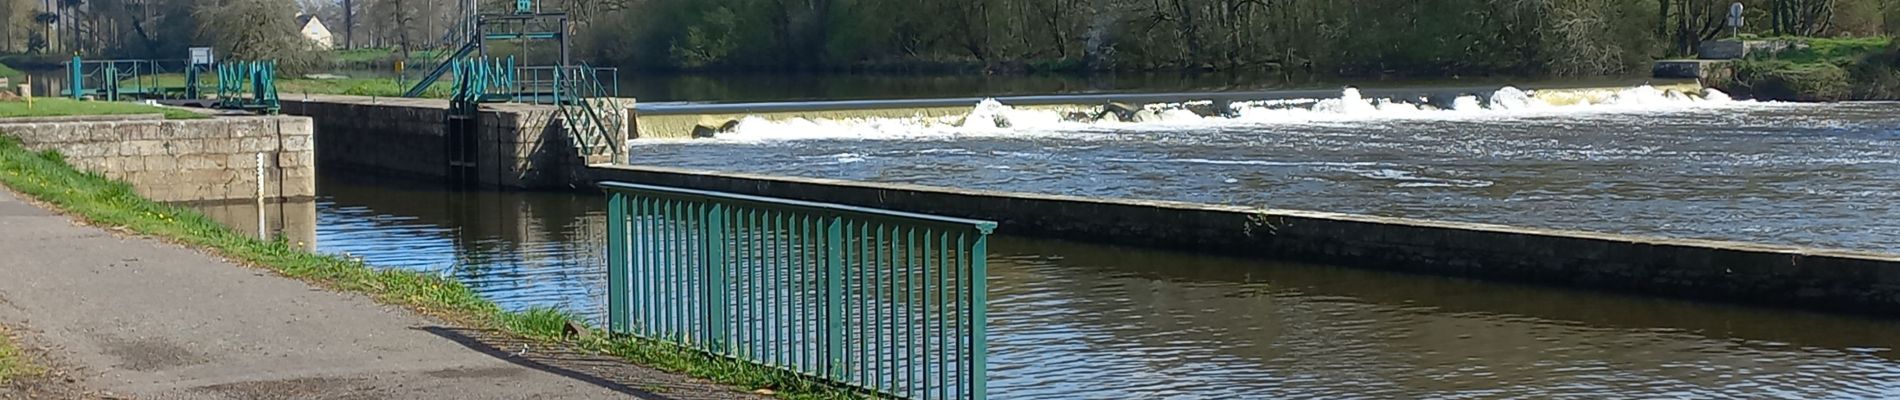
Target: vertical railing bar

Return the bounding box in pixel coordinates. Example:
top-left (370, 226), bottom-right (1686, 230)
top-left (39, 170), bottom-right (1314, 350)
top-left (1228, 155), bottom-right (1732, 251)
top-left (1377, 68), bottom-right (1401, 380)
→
top-left (824, 216), bottom-right (845, 381)
top-left (744, 209), bottom-right (757, 360)
top-left (955, 232), bottom-right (967, 399)
top-left (661, 199), bottom-right (674, 340)
top-left (771, 211), bottom-right (783, 369)
top-left (804, 214), bottom-right (815, 374)
top-left (885, 224), bottom-right (899, 395)
top-left (857, 221), bottom-right (870, 389)
top-left (755, 210), bottom-right (766, 365)
top-left (874, 223), bottom-right (887, 394)
top-left (711, 203), bottom-right (728, 351)
top-left (938, 230), bottom-right (949, 400)
top-left (912, 226), bottom-right (927, 398)
top-left (970, 231), bottom-right (989, 400)
top-left (607, 193), bottom-right (627, 333)
top-left (640, 197), bottom-right (655, 336)
top-left (923, 228), bottom-right (935, 400)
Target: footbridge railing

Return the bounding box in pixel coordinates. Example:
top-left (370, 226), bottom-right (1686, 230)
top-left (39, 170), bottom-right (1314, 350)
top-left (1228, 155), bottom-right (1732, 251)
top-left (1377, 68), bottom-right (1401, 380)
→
top-left (602, 182), bottom-right (993, 400)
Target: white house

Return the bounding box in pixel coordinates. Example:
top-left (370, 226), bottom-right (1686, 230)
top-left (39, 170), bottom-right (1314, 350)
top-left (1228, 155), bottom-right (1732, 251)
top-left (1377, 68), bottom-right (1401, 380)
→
top-left (297, 15), bottom-right (335, 50)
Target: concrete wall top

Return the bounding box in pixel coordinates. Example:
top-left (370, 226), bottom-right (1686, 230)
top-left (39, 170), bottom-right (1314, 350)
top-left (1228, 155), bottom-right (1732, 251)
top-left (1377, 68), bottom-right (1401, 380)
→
top-left (0, 114), bottom-right (166, 124)
top-left (591, 164), bottom-right (1894, 261)
top-left (589, 164), bottom-right (1900, 315)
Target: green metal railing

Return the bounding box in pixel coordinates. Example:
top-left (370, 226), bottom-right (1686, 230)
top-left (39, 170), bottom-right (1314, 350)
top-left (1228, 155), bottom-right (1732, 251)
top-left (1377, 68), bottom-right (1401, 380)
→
top-left (601, 182), bottom-right (993, 400)
top-left (551, 65), bottom-right (624, 157)
top-left (215, 61), bottom-right (281, 113)
top-left (449, 57), bottom-right (518, 113)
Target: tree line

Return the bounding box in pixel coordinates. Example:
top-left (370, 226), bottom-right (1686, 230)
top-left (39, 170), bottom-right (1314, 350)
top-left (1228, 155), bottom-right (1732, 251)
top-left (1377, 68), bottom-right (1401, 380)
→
top-left (582, 0), bottom-right (1898, 77)
top-left (1, 0), bottom-right (1895, 78)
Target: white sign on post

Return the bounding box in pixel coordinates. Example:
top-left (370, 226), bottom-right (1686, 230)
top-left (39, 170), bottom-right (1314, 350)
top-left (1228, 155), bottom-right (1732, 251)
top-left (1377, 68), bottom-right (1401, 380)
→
top-left (1728, 2), bottom-right (1745, 28)
top-left (190, 47), bottom-right (215, 66)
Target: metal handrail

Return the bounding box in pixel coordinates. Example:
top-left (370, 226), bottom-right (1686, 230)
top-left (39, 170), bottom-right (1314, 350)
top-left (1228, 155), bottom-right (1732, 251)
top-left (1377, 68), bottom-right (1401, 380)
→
top-left (602, 182), bottom-right (992, 400)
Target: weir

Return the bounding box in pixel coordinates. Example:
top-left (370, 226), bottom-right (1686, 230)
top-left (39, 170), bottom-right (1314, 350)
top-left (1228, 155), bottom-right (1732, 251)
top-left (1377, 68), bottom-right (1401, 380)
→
top-left (586, 80), bottom-right (1900, 317)
top-left (630, 79), bottom-right (1705, 139)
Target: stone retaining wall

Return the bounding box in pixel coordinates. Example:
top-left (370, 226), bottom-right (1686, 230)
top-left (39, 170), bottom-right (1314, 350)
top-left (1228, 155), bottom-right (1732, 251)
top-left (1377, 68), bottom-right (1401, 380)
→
top-left (0, 115), bottom-right (315, 202)
top-left (280, 95), bottom-right (619, 190)
top-left (589, 164), bottom-right (1900, 315)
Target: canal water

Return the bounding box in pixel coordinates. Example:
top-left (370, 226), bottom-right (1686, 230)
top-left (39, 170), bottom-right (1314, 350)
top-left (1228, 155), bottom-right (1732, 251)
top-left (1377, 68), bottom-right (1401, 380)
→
top-left (180, 169), bottom-right (1900, 399)
top-left (631, 87), bottom-right (1900, 254)
top-left (175, 82), bottom-right (1900, 398)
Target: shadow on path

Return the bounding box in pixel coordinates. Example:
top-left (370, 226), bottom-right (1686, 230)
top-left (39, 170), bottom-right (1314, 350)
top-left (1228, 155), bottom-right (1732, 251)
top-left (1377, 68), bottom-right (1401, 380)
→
top-left (417, 326), bottom-right (756, 400)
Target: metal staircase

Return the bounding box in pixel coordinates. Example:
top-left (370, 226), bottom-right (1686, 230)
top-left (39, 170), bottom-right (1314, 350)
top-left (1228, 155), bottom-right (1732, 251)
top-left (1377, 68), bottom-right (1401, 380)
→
top-left (551, 65), bottom-right (624, 158)
top-left (403, 16), bottom-right (480, 98)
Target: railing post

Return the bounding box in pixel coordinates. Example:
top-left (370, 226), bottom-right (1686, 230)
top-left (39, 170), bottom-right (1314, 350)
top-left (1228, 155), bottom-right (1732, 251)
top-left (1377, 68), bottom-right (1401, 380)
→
top-left (824, 217), bottom-right (846, 380)
top-left (69, 56), bottom-right (82, 100)
top-left (969, 228), bottom-right (991, 400)
top-left (607, 192), bottom-right (630, 333)
top-left (704, 204), bottom-right (729, 351)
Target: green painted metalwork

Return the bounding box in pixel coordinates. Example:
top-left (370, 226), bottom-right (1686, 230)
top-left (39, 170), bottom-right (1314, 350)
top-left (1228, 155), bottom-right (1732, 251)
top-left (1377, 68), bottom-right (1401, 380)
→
top-left (64, 57), bottom-right (177, 101)
top-left (601, 182), bottom-right (995, 400)
top-left (448, 57), bottom-right (518, 112)
top-left (214, 61), bottom-right (281, 114)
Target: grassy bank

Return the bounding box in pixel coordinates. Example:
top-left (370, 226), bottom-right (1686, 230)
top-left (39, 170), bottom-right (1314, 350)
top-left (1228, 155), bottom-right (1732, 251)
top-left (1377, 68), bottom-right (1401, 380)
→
top-left (0, 325), bottom-right (39, 385)
top-left (1714, 37), bottom-right (1900, 101)
top-left (0, 62), bottom-right (22, 85)
top-left (131, 73), bottom-right (450, 99)
top-left (0, 98), bottom-right (207, 120)
top-left (0, 134), bottom-right (855, 399)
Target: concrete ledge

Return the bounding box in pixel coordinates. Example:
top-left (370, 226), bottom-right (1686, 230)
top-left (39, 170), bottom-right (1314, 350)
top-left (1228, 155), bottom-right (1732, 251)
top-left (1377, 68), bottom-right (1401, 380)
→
top-left (589, 164), bottom-right (1900, 315)
top-left (0, 114), bottom-right (166, 124)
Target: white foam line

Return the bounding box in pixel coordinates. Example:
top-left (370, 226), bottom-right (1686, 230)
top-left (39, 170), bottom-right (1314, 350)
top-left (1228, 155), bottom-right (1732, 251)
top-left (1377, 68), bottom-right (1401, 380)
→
top-left (633, 86), bottom-right (1762, 143)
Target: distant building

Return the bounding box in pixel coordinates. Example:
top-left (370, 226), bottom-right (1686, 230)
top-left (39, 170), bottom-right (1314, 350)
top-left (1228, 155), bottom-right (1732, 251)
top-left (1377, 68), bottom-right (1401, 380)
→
top-left (297, 15), bottom-right (335, 50)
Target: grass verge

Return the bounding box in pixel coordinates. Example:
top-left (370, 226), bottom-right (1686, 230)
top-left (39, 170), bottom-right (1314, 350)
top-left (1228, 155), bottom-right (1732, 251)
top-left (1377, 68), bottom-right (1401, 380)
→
top-left (1716, 36), bottom-right (1900, 101)
top-left (0, 98), bottom-right (207, 120)
top-left (132, 73), bottom-right (452, 98)
top-left (0, 134), bottom-right (858, 399)
top-left (0, 324), bottom-right (41, 385)
top-left (0, 62), bottom-right (22, 85)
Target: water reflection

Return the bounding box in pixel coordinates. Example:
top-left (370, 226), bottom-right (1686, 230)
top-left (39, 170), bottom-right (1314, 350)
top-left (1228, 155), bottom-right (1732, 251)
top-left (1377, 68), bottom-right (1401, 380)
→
top-left (314, 171), bottom-right (609, 314)
top-left (986, 237), bottom-right (1900, 398)
top-left (182, 170), bottom-right (1900, 398)
top-left (179, 198), bottom-right (319, 250)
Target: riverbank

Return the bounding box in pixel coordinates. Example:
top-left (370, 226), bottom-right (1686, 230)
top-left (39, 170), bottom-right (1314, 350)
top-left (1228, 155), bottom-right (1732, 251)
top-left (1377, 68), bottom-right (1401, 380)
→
top-left (0, 134), bottom-right (852, 399)
top-left (1710, 37), bottom-right (1900, 101)
top-left (0, 98), bottom-right (206, 120)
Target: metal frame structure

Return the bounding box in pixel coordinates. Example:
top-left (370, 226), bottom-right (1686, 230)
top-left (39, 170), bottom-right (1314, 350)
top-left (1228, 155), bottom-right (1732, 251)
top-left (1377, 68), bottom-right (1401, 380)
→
top-left (602, 182), bottom-right (994, 400)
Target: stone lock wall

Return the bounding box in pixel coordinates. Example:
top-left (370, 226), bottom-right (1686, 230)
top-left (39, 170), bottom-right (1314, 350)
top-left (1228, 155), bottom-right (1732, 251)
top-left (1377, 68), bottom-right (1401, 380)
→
top-left (0, 115), bottom-right (316, 203)
top-left (280, 95), bottom-right (618, 190)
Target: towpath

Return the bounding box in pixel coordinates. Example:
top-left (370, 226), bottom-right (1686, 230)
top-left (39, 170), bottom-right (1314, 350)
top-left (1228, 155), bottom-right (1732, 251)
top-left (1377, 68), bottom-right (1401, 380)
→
top-left (0, 188), bottom-right (755, 399)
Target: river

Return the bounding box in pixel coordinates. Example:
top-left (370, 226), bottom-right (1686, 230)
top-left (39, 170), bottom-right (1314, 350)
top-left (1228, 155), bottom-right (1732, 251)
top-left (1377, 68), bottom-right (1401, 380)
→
top-left (186, 77), bottom-right (1900, 398)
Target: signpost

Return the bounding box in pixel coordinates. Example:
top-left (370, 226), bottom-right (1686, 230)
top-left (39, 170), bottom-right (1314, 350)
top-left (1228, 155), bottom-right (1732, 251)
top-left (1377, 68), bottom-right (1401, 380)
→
top-left (1728, 2), bottom-right (1745, 38)
top-left (190, 47), bottom-right (216, 66)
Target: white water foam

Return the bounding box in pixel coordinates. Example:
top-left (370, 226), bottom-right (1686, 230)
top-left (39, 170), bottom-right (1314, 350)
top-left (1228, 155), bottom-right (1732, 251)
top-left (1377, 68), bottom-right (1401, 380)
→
top-left (636, 85), bottom-right (1749, 144)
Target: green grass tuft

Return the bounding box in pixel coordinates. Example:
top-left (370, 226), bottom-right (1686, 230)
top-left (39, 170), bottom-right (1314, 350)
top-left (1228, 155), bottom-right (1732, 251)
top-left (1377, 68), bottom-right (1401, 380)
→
top-left (0, 325), bottom-right (41, 385)
top-left (0, 62), bottom-right (22, 84)
top-left (0, 134), bottom-right (862, 399)
top-left (0, 98), bottom-right (207, 120)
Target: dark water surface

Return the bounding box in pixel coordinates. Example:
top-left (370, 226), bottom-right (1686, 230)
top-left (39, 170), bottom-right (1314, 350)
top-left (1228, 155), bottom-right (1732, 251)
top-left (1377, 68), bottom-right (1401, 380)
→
top-left (178, 171), bottom-right (1900, 399)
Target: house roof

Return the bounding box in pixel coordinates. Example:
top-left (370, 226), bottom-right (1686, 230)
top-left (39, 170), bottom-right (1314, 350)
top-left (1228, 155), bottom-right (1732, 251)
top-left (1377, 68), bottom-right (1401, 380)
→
top-left (296, 15), bottom-right (319, 27)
